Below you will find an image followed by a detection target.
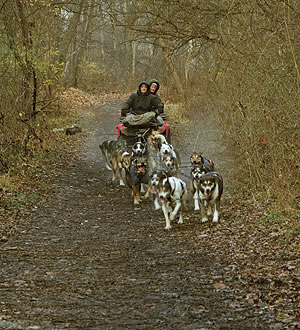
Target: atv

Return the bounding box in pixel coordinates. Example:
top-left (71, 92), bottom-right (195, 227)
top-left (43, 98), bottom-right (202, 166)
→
top-left (117, 112), bottom-right (171, 148)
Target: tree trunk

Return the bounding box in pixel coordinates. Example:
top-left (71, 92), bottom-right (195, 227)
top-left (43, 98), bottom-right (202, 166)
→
top-left (73, 0), bottom-right (96, 87)
top-left (60, 0), bottom-right (84, 78)
top-left (132, 40), bottom-right (136, 80)
top-left (15, 0), bottom-right (37, 118)
top-left (158, 38), bottom-right (186, 99)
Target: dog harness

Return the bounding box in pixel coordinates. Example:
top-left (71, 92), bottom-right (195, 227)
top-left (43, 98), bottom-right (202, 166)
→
top-left (169, 180), bottom-right (185, 201)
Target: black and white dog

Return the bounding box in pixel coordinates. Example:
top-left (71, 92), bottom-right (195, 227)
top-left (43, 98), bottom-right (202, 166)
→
top-left (158, 176), bottom-right (187, 230)
top-left (161, 153), bottom-right (180, 177)
top-left (150, 168), bottom-right (168, 210)
top-left (99, 139), bottom-right (117, 170)
top-left (132, 139), bottom-right (147, 157)
top-left (190, 165), bottom-right (206, 211)
top-left (198, 172), bottom-right (223, 223)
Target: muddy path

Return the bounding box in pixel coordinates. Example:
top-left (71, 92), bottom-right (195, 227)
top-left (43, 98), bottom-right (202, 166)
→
top-left (0, 101), bottom-right (292, 329)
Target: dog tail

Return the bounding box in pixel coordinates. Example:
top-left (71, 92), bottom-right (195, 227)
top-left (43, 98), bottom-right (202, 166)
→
top-left (99, 143), bottom-right (112, 170)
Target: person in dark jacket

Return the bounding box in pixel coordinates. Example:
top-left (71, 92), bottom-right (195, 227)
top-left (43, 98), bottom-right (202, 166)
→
top-left (118, 81), bottom-right (164, 149)
top-left (121, 81), bottom-right (163, 118)
top-left (149, 78), bottom-right (165, 124)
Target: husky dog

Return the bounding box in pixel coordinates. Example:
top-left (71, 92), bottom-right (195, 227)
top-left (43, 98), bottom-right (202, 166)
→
top-left (198, 172), bottom-right (223, 223)
top-left (152, 134), bottom-right (181, 169)
top-left (161, 153), bottom-right (180, 177)
top-left (111, 142), bottom-right (131, 186)
top-left (126, 156), bottom-right (151, 205)
top-left (190, 165), bottom-right (206, 210)
top-left (111, 150), bottom-right (131, 186)
top-left (99, 140), bottom-right (117, 170)
top-left (132, 140), bottom-right (147, 157)
top-left (147, 127), bottom-right (161, 153)
top-left (150, 169), bottom-right (168, 210)
top-left (190, 151), bottom-right (214, 172)
top-left (158, 177), bottom-right (187, 230)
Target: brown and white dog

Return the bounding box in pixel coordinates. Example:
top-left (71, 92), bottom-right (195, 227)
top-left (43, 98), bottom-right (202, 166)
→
top-left (126, 156), bottom-right (151, 205)
top-left (158, 176), bottom-right (187, 230)
top-left (111, 147), bottom-right (131, 186)
top-left (147, 127), bottom-right (161, 153)
top-left (99, 139), bottom-right (117, 170)
top-left (146, 128), bottom-right (162, 171)
top-left (198, 172), bottom-right (223, 223)
top-left (190, 151), bottom-right (214, 172)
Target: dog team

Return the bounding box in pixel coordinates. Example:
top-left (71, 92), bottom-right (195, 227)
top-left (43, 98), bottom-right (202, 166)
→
top-left (99, 131), bottom-right (223, 230)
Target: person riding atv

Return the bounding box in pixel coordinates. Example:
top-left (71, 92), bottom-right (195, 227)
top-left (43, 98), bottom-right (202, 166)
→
top-left (117, 81), bottom-right (170, 148)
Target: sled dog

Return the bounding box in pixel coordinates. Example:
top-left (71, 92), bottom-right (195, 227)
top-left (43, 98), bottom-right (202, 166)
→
top-left (99, 140), bottom-right (117, 170)
top-left (150, 169), bottom-right (168, 210)
top-left (198, 172), bottom-right (223, 223)
top-left (126, 156), bottom-right (151, 205)
top-left (190, 151), bottom-right (214, 172)
top-left (111, 147), bottom-right (131, 186)
top-left (158, 177), bottom-right (187, 230)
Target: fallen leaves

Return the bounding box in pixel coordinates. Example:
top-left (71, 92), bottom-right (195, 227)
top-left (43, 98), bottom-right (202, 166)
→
top-left (172, 195), bottom-right (299, 327)
top-left (213, 282), bottom-right (227, 289)
top-left (59, 87), bottom-right (128, 109)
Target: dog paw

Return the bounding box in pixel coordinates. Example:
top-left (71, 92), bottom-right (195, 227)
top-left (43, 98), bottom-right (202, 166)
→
top-left (154, 205), bottom-right (161, 211)
top-left (194, 206), bottom-right (200, 211)
top-left (178, 219), bottom-right (183, 224)
top-left (165, 225), bottom-right (171, 230)
top-left (202, 217), bottom-right (208, 223)
top-left (212, 218), bottom-right (219, 223)
top-left (142, 193), bottom-right (150, 200)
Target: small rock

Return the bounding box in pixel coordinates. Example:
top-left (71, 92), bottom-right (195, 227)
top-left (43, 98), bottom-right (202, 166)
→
top-left (65, 126), bottom-right (82, 135)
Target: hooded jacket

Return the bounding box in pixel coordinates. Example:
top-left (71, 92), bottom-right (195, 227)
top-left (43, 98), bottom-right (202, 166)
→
top-left (148, 79), bottom-right (160, 94)
top-left (149, 79), bottom-right (164, 111)
top-left (121, 81), bottom-right (163, 117)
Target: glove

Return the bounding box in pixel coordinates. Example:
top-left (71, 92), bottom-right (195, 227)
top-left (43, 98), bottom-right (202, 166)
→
top-left (152, 108), bottom-right (159, 116)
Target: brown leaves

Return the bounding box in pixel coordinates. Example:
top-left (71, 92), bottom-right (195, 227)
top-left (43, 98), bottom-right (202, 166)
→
top-left (213, 282), bottom-right (227, 289)
top-left (180, 197), bottom-right (299, 327)
top-left (59, 88), bottom-right (128, 109)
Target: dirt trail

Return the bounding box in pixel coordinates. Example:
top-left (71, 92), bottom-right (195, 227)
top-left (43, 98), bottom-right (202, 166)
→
top-left (0, 101), bottom-right (282, 329)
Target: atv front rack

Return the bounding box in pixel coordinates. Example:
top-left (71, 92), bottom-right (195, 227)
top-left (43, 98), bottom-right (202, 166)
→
top-left (117, 121), bottom-right (170, 137)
